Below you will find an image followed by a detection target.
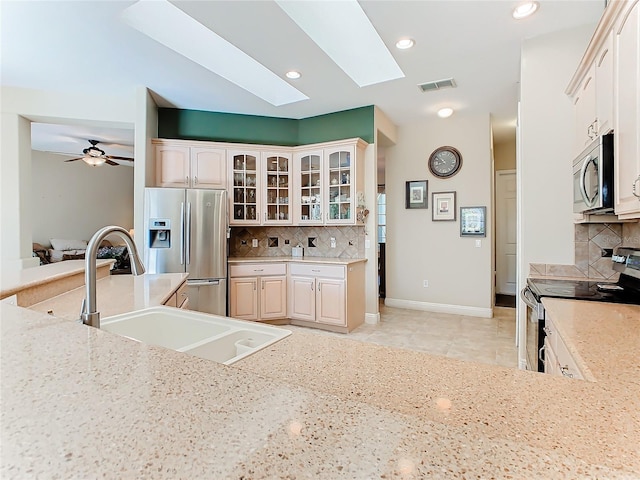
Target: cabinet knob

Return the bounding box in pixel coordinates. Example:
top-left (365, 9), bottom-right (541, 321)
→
top-left (560, 366), bottom-right (574, 378)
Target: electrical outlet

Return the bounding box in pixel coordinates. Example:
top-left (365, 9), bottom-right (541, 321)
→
top-left (330, 237), bottom-right (336, 248)
top-left (475, 239), bottom-right (482, 248)
top-left (423, 280), bottom-right (429, 288)
top-left (252, 239), bottom-right (258, 248)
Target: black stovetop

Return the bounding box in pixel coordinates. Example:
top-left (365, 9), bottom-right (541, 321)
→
top-left (527, 275), bottom-right (640, 304)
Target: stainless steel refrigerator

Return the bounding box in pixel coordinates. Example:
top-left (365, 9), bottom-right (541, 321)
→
top-left (144, 188), bottom-right (227, 316)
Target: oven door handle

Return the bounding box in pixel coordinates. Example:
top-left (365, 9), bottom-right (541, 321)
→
top-left (520, 286), bottom-right (538, 310)
top-left (538, 345), bottom-right (545, 363)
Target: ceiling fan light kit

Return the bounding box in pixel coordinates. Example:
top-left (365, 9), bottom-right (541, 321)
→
top-left (64, 139), bottom-right (134, 167)
top-left (83, 156), bottom-right (107, 167)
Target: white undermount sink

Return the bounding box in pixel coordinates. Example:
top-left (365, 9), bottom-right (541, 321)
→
top-left (101, 306), bottom-right (291, 365)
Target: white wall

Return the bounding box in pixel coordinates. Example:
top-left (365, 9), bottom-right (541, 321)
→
top-left (517, 24), bottom-right (595, 366)
top-left (519, 25), bottom-right (595, 269)
top-left (31, 151), bottom-right (134, 245)
top-left (385, 114), bottom-right (493, 317)
top-left (0, 86), bottom-right (136, 275)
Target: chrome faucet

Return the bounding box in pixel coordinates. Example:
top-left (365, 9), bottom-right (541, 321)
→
top-left (81, 226), bottom-right (145, 329)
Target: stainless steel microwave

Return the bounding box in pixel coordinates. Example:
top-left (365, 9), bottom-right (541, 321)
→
top-left (572, 133), bottom-right (614, 214)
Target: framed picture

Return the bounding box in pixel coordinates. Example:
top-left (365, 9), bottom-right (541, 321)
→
top-left (405, 180), bottom-right (428, 209)
top-left (460, 206), bottom-right (487, 237)
top-left (432, 191), bottom-right (456, 221)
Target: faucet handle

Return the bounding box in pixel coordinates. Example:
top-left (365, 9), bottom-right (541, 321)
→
top-left (79, 298), bottom-right (87, 323)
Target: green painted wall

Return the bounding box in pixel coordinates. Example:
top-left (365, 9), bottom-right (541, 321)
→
top-left (298, 106), bottom-right (374, 144)
top-left (158, 105), bottom-right (374, 146)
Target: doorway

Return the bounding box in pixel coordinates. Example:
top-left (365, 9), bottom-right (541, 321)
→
top-left (495, 169), bottom-right (517, 305)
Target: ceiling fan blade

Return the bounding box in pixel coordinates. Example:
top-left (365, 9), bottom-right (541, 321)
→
top-left (64, 157), bottom-right (83, 162)
top-left (105, 155), bottom-right (134, 161)
top-left (105, 159), bottom-right (120, 166)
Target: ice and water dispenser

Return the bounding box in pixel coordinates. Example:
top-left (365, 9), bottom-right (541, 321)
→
top-left (148, 219), bottom-right (171, 248)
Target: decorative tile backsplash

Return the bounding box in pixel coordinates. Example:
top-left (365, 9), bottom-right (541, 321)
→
top-left (530, 222), bottom-right (640, 279)
top-left (229, 226), bottom-right (365, 258)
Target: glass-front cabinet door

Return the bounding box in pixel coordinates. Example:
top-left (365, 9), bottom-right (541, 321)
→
top-left (230, 151), bottom-right (259, 224)
top-left (298, 151), bottom-right (323, 224)
top-left (326, 146), bottom-right (354, 224)
top-left (263, 153), bottom-right (292, 224)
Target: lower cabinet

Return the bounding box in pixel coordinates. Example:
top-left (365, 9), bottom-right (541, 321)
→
top-left (229, 263), bottom-right (287, 321)
top-left (289, 262), bottom-right (363, 332)
top-left (544, 315), bottom-right (583, 380)
top-left (163, 281), bottom-right (189, 309)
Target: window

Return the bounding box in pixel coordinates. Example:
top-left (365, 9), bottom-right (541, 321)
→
top-left (377, 186), bottom-right (386, 243)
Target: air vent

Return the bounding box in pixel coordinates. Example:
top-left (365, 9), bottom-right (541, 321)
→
top-left (418, 78), bottom-right (457, 93)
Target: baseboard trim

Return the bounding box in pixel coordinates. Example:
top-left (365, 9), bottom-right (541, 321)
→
top-left (384, 298), bottom-right (493, 318)
top-left (364, 312), bottom-right (380, 324)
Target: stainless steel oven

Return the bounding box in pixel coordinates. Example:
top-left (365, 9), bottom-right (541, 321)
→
top-left (520, 286), bottom-right (545, 372)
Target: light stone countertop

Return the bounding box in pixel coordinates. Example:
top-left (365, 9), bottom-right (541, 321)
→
top-left (228, 256), bottom-right (366, 265)
top-left (0, 259), bottom-right (115, 298)
top-left (541, 297), bottom-right (640, 384)
top-left (1, 296), bottom-right (639, 477)
top-left (28, 272), bottom-right (188, 320)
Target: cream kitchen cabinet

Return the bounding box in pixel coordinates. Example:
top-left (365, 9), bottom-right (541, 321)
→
top-left (293, 138), bottom-right (367, 225)
top-left (262, 151), bottom-right (292, 225)
top-left (163, 281), bottom-right (189, 309)
top-left (229, 263), bottom-right (287, 321)
top-left (614, 0), bottom-right (640, 219)
top-left (288, 261), bottom-right (364, 332)
top-left (154, 140), bottom-right (227, 189)
top-left (543, 315), bottom-right (583, 380)
top-left (570, 32), bottom-right (614, 157)
top-left (229, 149), bottom-right (261, 224)
top-left (229, 149), bottom-right (292, 226)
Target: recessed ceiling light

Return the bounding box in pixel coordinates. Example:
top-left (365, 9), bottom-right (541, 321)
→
top-left (286, 70), bottom-right (301, 79)
top-left (121, 0), bottom-right (308, 106)
top-left (437, 108), bottom-right (454, 118)
top-left (395, 38), bottom-right (415, 50)
top-left (512, 1), bottom-right (539, 19)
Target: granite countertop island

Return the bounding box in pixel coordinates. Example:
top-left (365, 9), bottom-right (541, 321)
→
top-left (1, 292), bottom-right (639, 477)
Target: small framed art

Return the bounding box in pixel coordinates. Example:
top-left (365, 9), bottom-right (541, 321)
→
top-left (460, 206), bottom-right (487, 237)
top-left (405, 180), bottom-right (428, 209)
top-left (432, 191), bottom-right (456, 221)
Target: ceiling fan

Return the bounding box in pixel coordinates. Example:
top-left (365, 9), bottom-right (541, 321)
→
top-left (65, 139), bottom-right (134, 167)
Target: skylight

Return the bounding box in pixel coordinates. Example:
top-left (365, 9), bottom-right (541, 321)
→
top-left (275, 0), bottom-right (405, 87)
top-left (121, 0), bottom-right (308, 106)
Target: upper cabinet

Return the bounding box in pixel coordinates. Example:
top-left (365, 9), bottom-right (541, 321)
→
top-left (567, 0), bottom-right (640, 219)
top-left (154, 137), bottom-right (369, 225)
top-left (293, 138), bottom-right (366, 226)
top-left (229, 148), bottom-right (293, 226)
top-left (154, 139), bottom-right (227, 189)
top-left (614, 0), bottom-right (640, 218)
top-left (571, 33), bottom-right (614, 157)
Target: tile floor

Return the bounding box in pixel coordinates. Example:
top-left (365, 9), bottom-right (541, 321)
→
top-left (289, 303), bottom-right (518, 368)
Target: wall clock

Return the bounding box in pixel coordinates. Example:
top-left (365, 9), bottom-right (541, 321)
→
top-left (428, 146), bottom-right (462, 178)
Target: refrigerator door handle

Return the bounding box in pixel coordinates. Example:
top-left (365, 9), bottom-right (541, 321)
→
top-left (180, 202), bottom-right (185, 265)
top-left (186, 202), bottom-right (192, 265)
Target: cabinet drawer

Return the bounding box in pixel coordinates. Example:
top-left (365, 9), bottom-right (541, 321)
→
top-left (230, 263), bottom-right (286, 277)
top-left (289, 263), bottom-right (345, 279)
